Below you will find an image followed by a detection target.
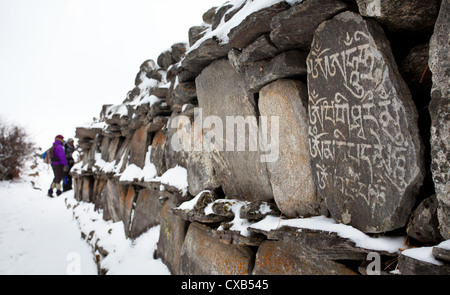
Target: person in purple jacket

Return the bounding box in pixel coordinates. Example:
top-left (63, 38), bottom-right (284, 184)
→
top-left (48, 135), bottom-right (69, 197)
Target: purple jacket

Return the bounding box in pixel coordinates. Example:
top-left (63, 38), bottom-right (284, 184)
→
top-left (52, 141), bottom-right (68, 166)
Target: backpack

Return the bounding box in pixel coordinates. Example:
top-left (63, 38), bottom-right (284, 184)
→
top-left (43, 146), bottom-right (59, 164)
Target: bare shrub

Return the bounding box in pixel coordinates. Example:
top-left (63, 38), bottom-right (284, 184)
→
top-left (0, 120), bottom-right (35, 180)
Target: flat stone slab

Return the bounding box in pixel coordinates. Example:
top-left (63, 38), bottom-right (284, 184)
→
top-left (179, 222), bottom-right (255, 275)
top-left (307, 11), bottom-right (424, 233)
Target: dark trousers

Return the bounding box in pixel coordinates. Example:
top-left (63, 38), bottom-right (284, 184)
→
top-left (51, 164), bottom-right (64, 184)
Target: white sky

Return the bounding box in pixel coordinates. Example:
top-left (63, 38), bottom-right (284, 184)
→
top-left (0, 0), bottom-right (225, 150)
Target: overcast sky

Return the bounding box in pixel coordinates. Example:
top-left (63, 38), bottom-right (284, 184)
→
top-left (0, 0), bottom-right (225, 150)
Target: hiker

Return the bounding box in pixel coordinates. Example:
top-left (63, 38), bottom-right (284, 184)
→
top-left (63, 138), bottom-right (75, 192)
top-left (48, 135), bottom-right (69, 197)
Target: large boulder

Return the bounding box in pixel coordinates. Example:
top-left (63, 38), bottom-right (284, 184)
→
top-left (270, 0), bottom-right (351, 51)
top-left (307, 11), bottom-right (424, 233)
top-left (227, 1), bottom-right (290, 49)
top-left (259, 79), bottom-right (327, 218)
top-left (428, 0), bottom-right (450, 240)
top-left (407, 195), bottom-right (443, 244)
top-left (357, 0), bottom-right (440, 32)
top-left (195, 59), bottom-right (273, 201)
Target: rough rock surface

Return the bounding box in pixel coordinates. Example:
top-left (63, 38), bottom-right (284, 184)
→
top-left (259, 79), bottom-right (327, 217)
top-left (253, 240), bottom-right (357, 275)
top-left (407, 195), bottom-right (443, 243)
top-left (244, 50), bottom-right (307, 92)
top-left (179, 223), bottom-right (254, 275)
top-left (270, 0), bottom-right (351, 51)
top-left (357, 0), bottom-right (440, 32)
top-left (307, 11), bottom-right (424, 233)
top-left (195, 59), bottom-right (273, 201)
top-left (428, 0), bottom-right (450, 240)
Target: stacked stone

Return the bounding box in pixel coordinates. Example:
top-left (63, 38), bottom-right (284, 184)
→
top-left (72, 0), bottom-right (449, 275)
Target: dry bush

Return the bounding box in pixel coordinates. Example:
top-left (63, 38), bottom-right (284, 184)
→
top-left (0, 120), bottom-right (35, 180)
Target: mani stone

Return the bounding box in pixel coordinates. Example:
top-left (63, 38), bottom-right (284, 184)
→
top-left (195, 58), bottom-right (273, 202)
top-left (259, 79), bottom-right (327, 218)
top-left (307, 11), bottom-right (424, 233)
top-left (428, 0), bottom-right (450, 240)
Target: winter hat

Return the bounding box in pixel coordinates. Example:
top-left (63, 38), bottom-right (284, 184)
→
top-left (67, 138), bottom-right (74, 143)
top-left (55, 135), bottom-right (64, 142)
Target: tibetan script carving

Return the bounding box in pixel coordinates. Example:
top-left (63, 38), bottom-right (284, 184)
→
top-left (307, 11), bottom-right (424, 233)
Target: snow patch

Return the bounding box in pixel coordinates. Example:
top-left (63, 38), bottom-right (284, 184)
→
top-left (251, 215), bottom-right (406, 253)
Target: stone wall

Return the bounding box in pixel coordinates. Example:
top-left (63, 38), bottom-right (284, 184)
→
top-left (72, 0), bottom-right (450, 275)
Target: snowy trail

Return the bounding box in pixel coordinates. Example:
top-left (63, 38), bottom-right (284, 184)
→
top-left (0, 169), bottom-right (98, 275)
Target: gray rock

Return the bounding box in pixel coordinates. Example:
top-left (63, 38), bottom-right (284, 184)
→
top-left (179, 38), bottom-right (232, 82)
top-left (238, 35), bottom-right (280, 65)
top-left (211, 4), bottom-right (233, 31)
top-left (202, 6), bottom-right (216, 25)
top-left (398, 252), bottom-right (450, 275)
top-left (253, 240), bottom-right (358, 275)
top-left (239, 200), bottom-right (280, 220)
top-left (428, 0), bottom-right (450, 240)
top-left (164, 112), bottom-right (189, 170)
top-left (195, 59), bottom-right (273, 202)
top-left (187, 149), bottom-right (220, 197)
top-left (407, 195), bottom-right (443, 243)
top-left (157, 197), bottom-right (189, 275)
top-left (245, 50), bottom-right (307, 92)
top-left (75, 126), bottom-right (103, 141)
top-left (130, 187), bottom-right (162, 239)
top-left (170, 81), bottom-right (197, 112)
top-left (179, 222), bottom-right (254, 275)
top-left (188, 26), bottom-right (207, 47)
top-left (270, 0), bottom-right (351, 51)
top-left (81, 177), bottom-right (93, 203)
top-left (157, 50), bottom-right (175, 71)
top-left (150, 130), bottom-right (167, 176)
top-left (128, 124), bottom-right (151, 169)
top-left (122, 185), bottom-right (137, 238)
top-left (259, 79), bottom-right (327, 218)
top-left (228, 1), bottom-right (290, 49)
top-left (101, 180), bottom-right (124, 223)
top-left (307, 11), bottom-right (424, 233)
top-left (433, 246), bottom-right (450, 264)
top-left (171, 43), bottom-right (187, 63)
top-left (357, 0), bottom-right (440, 32)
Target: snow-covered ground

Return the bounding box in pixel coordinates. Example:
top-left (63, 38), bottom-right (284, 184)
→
top-left (0, 159), bottom-right (169, 275)
top-left (0, 166), bottom-right (97, 275)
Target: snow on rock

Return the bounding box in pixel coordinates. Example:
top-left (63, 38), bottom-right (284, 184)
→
top-left (156, 165), bottom-right (188, 195)
top-left (177, 190), bottom-right (210, 211)
top-left (401, 240), bottom-right (450, 266)
top-left (66, 195), bottom-right (170, 275)
top-left (187, 0), bottom-right (304, 52)
top-left (250, 215), bottom-right (406, 253)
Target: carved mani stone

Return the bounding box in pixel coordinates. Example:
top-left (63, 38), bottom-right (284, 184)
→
top-left (307, 11), bottom-right (424, 233)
